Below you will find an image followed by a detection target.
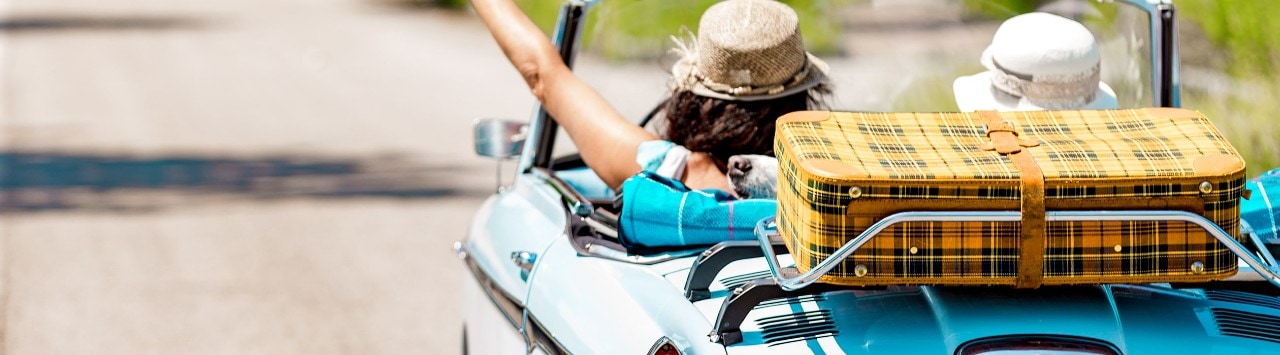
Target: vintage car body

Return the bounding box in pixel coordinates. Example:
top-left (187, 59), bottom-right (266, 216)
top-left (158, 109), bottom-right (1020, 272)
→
top-left (457, 0), bottom-right (1280, 354)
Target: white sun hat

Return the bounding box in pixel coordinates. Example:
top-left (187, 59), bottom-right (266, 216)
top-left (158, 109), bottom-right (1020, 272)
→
top-left (670, 0), bottom-right (829, 102)
top-left (953, 12), bottom-right (1118, 111)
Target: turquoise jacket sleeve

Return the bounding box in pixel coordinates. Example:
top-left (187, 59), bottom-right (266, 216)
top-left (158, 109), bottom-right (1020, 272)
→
top-left (618, 171), bottom-right (777, 249)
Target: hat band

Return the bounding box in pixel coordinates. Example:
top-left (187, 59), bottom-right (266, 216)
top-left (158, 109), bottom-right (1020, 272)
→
top-left (688, 62), bottom-right (813, 97)
top-left (668, 30), bottom-right (825, 101)
top-left (990, 59), bottom-right (1101, 110)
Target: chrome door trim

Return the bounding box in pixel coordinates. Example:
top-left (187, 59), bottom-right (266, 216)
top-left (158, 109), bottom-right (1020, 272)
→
top-left (457, 242), bottom-right (524, 332)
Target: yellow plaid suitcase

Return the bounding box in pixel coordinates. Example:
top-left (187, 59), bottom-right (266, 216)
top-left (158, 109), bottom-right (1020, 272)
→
top-left (775, 108), bottom-right (1246, 287)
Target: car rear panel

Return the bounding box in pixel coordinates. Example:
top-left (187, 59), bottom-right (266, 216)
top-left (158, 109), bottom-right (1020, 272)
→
top-left (665, 257), bottom-right (1280, 354)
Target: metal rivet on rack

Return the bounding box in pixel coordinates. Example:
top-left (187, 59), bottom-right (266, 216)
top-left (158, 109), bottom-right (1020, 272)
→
top-left (1199, 181), bottom-right (1213, 194)
top-left (854, 264), bottom-right (868, 277)
top-left (849, 186), bottom-right (863, 199)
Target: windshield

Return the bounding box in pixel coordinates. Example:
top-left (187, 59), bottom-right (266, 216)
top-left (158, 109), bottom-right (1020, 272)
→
top-left (541, 0), bottom-right (1158, 157)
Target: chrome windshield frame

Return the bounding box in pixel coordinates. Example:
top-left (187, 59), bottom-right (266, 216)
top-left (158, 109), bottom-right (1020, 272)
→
top-left (518, 0), bottom-right (594, 174)
top-left (518, 0), bottom-right (1182, 169)
top-left (1111, 0), bottom-right (1179, 107)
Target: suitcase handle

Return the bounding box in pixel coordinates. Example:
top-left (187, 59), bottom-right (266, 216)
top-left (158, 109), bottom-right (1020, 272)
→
top-left (754, 211), bottom-right (1280, 291)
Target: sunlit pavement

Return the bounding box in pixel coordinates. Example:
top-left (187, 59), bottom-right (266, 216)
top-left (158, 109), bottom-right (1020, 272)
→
top-left (0, 0), bottom-right (668, 353)
top-left (0, 0), bottom-right (1024, 353)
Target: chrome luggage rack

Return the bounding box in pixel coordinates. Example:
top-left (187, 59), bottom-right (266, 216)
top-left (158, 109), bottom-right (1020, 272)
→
top-left (700, 210), bottom-right (1280, 345)
top-left (755, 210), bottom-right (1280, 291)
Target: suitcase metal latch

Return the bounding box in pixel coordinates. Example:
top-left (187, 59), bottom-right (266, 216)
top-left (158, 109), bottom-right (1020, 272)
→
top-left (980, 120), bottom-right (1040, 154)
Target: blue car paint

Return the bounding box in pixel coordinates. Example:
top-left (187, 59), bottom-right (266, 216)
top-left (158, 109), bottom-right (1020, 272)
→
top-left (464, 175), bottom-right (566, 314)
top-left (466, 173), bottom-right (1280, 354)
top-left (460, 0), bottom-right (1280, 352)
top-left (474, 183), bottom-right (1280, 354)
top-left (526, 237), bottom-right (725, 355)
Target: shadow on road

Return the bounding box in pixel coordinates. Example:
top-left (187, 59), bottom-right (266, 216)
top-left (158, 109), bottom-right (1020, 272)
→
top-left (0, 15), bottom-right (209, 32)
top-left (0, 152), bottom-right (488, 212)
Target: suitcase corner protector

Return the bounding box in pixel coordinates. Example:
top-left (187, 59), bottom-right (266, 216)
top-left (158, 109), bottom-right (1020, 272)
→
top-left (778, 111), bottom-right (832, 123)
top-left (1141, 107), bottom-right (1196, 118)
top-left (1192, 153), bottom-right (1245, 176)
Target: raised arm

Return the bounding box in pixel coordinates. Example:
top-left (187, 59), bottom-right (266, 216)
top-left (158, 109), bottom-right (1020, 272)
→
top-left (469, 0), bottom-right (660, 188)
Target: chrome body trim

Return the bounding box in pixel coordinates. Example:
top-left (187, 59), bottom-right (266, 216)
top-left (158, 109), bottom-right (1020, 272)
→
top-left (532, 167), bottom-right (704, 265)
top-left (531, 167), bottom-right (593, 217)
top-left (456, 241), bottom-right (525, 331)
top-left (1249, 230), bottom-right (1280, 268)
top-left (572, 239), bottom-right (703, 265)
top-left (524, 313), bottom-right (569, 355)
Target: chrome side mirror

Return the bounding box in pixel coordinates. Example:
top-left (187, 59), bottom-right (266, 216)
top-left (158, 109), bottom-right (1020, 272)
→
top-left (474, 118), bottom-right (528, 191)
top-left (473, 118), bottom-right (527, 159)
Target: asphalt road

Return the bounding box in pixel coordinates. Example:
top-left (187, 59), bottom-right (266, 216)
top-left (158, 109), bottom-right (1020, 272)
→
top-left (0, 0), bottom-right (1001, 353)
top-left (0, 0), bottom-right (669, 353)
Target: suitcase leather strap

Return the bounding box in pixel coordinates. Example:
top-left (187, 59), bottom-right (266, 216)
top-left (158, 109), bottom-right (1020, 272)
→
top-left (979, 121), bottom-right (1040, 153)
top-left (978, 111), bottom-right (1046, 288)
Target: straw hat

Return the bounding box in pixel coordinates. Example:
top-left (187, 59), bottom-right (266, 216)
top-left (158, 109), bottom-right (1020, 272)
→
top-left (670, 0), bottom-right (829, 102)
top-left (953, 12), bottom-right (1118, 111)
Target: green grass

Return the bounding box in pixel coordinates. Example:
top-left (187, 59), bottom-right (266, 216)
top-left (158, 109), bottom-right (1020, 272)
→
top-left (933, 0), bottom-right (1280, 172)
top-left (1176, 0), bottom-right (1280, 173)
top-left (513, 0), bottom-right (847, 60)
top-left (449, 0), bottom-right (1279, 172)
top-left (959, 0), bottom-right (1039, 20)
top-left (890, 64), bottom-right (969, 113)
top-left (1177, 1), bottom-right (1280, 77)
top-left (1184, 86), bottom-right (1280, 175)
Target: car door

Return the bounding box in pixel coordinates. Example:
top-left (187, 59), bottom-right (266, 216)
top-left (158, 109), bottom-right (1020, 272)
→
top-left (461, 172), bottom-right (567, 352)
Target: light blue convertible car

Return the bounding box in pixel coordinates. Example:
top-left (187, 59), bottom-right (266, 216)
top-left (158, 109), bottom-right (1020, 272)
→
top-left (456, 0), bottom-right (1280, 353)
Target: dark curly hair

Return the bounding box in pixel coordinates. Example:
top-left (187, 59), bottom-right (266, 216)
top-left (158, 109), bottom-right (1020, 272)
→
top-left (661, 85), bottom-right (829, 172)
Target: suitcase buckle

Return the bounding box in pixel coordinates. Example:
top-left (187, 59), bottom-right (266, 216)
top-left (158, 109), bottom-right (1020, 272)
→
top-left (980, 121), bottom-right (1040, 154)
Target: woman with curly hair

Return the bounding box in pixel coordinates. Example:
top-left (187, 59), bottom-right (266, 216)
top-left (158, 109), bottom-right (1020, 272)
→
top-left (470, 0), bottom-right (829, 197)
